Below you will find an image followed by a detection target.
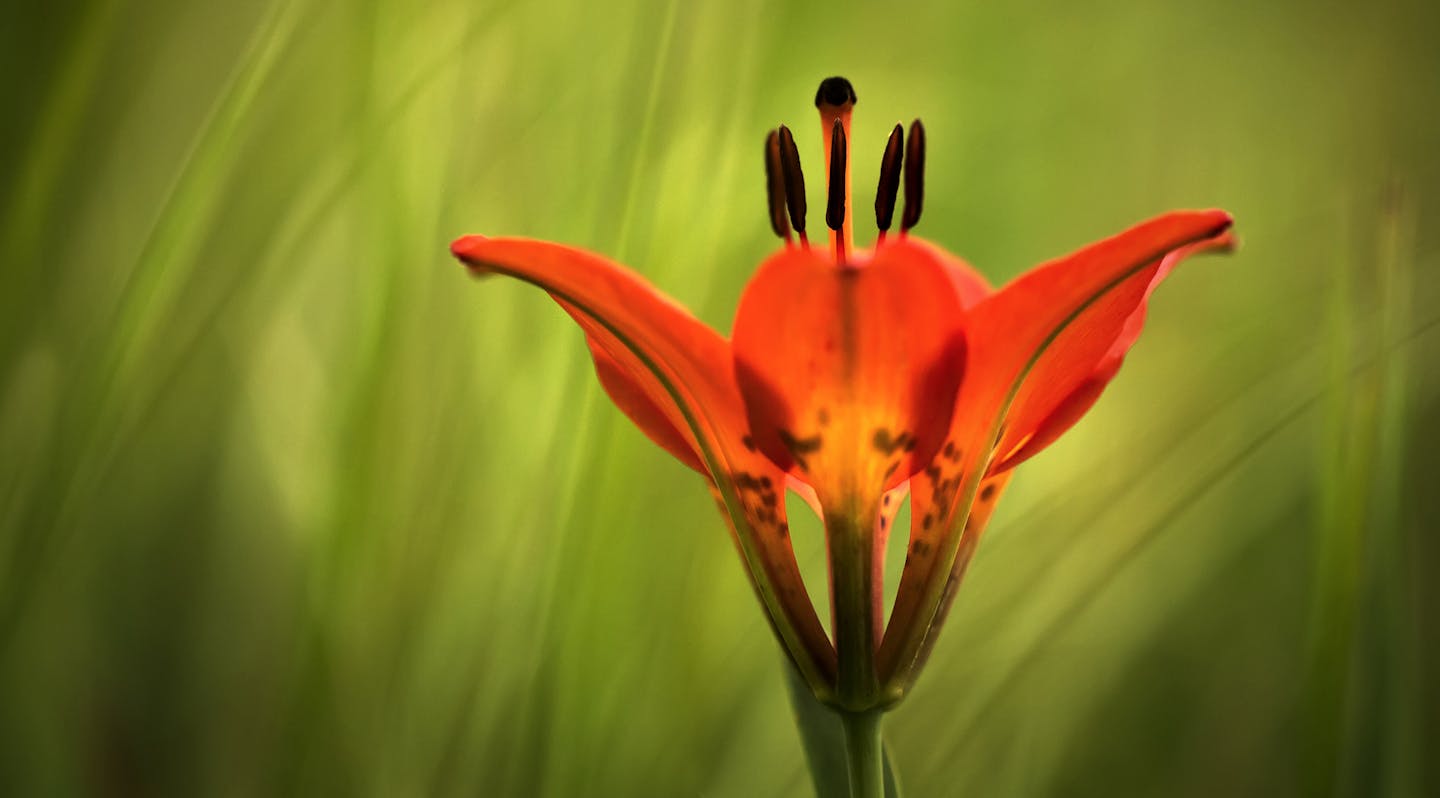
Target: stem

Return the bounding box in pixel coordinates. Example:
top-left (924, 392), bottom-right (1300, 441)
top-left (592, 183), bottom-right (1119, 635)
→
top-left (827, 509), bottom-right (878, 705)
top-left (841, 709), bottom-right (884, 798)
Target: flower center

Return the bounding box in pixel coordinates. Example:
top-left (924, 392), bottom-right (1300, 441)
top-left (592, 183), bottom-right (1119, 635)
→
top-left (762, 77), bottom-right (928, 261)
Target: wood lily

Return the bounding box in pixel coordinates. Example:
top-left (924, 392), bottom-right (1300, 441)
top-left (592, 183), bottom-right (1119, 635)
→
top-left (450, 77), bottom-right (1234, 722)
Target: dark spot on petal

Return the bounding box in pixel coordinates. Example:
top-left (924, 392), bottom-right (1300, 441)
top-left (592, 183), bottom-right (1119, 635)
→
top-left (910, 540), bottom-right (931, 556)
top-left (922, 514), bottom-right (933, 530)
top-left (778, 429), bottom-right (822, 470)
top-left (818, 408), bottom-right (830, 426)
top-left (980, 483), bottom-right (996, 502)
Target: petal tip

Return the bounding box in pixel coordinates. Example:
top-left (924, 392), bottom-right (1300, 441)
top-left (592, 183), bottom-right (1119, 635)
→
top-left (1194, 210), bottom-right (1237, 253)
top-left (450, 234), bottom-right (488, 259)
top-left (451, 235), bottom-right (494, 276)
top-left (1203, 209), bottom-right (1235, 236)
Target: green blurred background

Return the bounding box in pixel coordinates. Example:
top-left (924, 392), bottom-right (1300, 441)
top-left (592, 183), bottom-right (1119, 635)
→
top-left (2, 0), bottom-right (1438, 794)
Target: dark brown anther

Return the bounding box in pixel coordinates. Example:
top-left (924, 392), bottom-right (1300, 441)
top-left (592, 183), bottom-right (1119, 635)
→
top-left (901, 118), bottom-right (926, 232)
top-left (777, 125), bottom-right (807, 234)
top-left (825, 118), bottom-right (847, 232)
top-left (764, 130), bottom-right (791, 240)
top-left (874, 123), bottom-right (903, 232)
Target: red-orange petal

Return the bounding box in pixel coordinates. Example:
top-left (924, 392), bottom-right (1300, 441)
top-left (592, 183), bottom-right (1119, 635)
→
top-left (979, 214), bottom-right (1236, 472)
top-left (731, 240), bottom-right (967, 505)
top-left (898, 470), bottom-right (1013, 683)
top-left (452, 236), bottom-right (835, 685)
top-left (879, 210), bottom-right (1234, 686)
top-left (583, 333), bottom-right (706, 474)
top-left (988, 355), bottom-right (1120, 474)
top-left (900, 237), bottom-right (993, 309)
top-left (454, 237), bottom-right (736, 469)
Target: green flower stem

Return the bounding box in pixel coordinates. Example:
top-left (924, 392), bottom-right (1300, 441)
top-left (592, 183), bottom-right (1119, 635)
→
top-left (827, 507), bottom-right (879, 706)
top-left (785, 665), bottom-right (903, 798)
top-left (841, 709), bottom-right (885, 798)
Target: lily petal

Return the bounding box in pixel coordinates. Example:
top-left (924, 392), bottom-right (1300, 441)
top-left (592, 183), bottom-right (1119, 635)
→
top-left (901, 471), bottom-right (1013, 681)
top-left (452, 236), bottom-right (836, 687)
top-left (902, 237), bottom-right (993, 309)
top-left (585, 334), bottom-right (706, 474)
top-left (879, 209), bottom-right (1233, 687)
top-left (731, 241), bottom-right (968, 506)
top-left (987, 227), bottom-right (1236, 471)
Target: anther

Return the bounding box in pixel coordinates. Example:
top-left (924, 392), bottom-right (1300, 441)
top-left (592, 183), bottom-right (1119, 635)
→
top-left (764, 130), bottom-right (792, 243)
top-left (901, 119), bottom-right (926, 233)
top-left (777, 125), bottom-right (808, 240)
top-left (874, 123), bottom-right (903, 235)
top-left (826, 119), bottom-right (847, 233)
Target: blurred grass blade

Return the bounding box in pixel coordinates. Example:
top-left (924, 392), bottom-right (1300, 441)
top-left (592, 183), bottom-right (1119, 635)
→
top-left (1303, 185), bottom-right (1421, 795)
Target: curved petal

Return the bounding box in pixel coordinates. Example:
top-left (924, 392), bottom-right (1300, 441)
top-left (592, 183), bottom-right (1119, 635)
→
top-left (585, 334), bottom-right (706, 474)
top-left (897, 471), bottom-right (1013, 685)
top-left (985, 219), bottom-right (1237, 472)
top-left (731, 241), bottom-right (968, 506)
top-left (788, 474), bottom-right (824, 521)
top-left (879, 209), bottom-right (1235, 686)
top-left (898, 237), bottom-right (993, 309)
top-left (452, 236), bottom-right (836, 687)
top-left (987, 354), bottom-right (1120, 473)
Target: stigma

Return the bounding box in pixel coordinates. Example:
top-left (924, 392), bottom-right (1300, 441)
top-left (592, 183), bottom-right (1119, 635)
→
top-left (762, 77), bottom-right (926, 262)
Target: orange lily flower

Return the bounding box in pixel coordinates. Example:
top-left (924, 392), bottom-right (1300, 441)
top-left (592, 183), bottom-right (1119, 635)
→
top-left (451, 77), bottom-right (1234, 712)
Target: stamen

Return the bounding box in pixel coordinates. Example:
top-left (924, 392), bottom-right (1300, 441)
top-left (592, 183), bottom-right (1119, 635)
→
top-left (874, 123), bottom-right (903, 243)
top-left (776, 125), bottom-right (808, 246)
top-left (826, 118), bottom-right (848, 261)
top-left (901, 119), bottom-right (925, 234)
top-left (764, 129), bottom-right (792, 245)
top-left (814, 76), bottom-right (856, 259)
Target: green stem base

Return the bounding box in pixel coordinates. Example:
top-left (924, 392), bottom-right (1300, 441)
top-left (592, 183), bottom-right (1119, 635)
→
top-left (840, 709), bottom-right (884, 798)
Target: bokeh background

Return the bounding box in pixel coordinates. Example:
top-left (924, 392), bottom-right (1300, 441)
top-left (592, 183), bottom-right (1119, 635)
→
top-left (2, 0), bottom-right (1438, 795)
